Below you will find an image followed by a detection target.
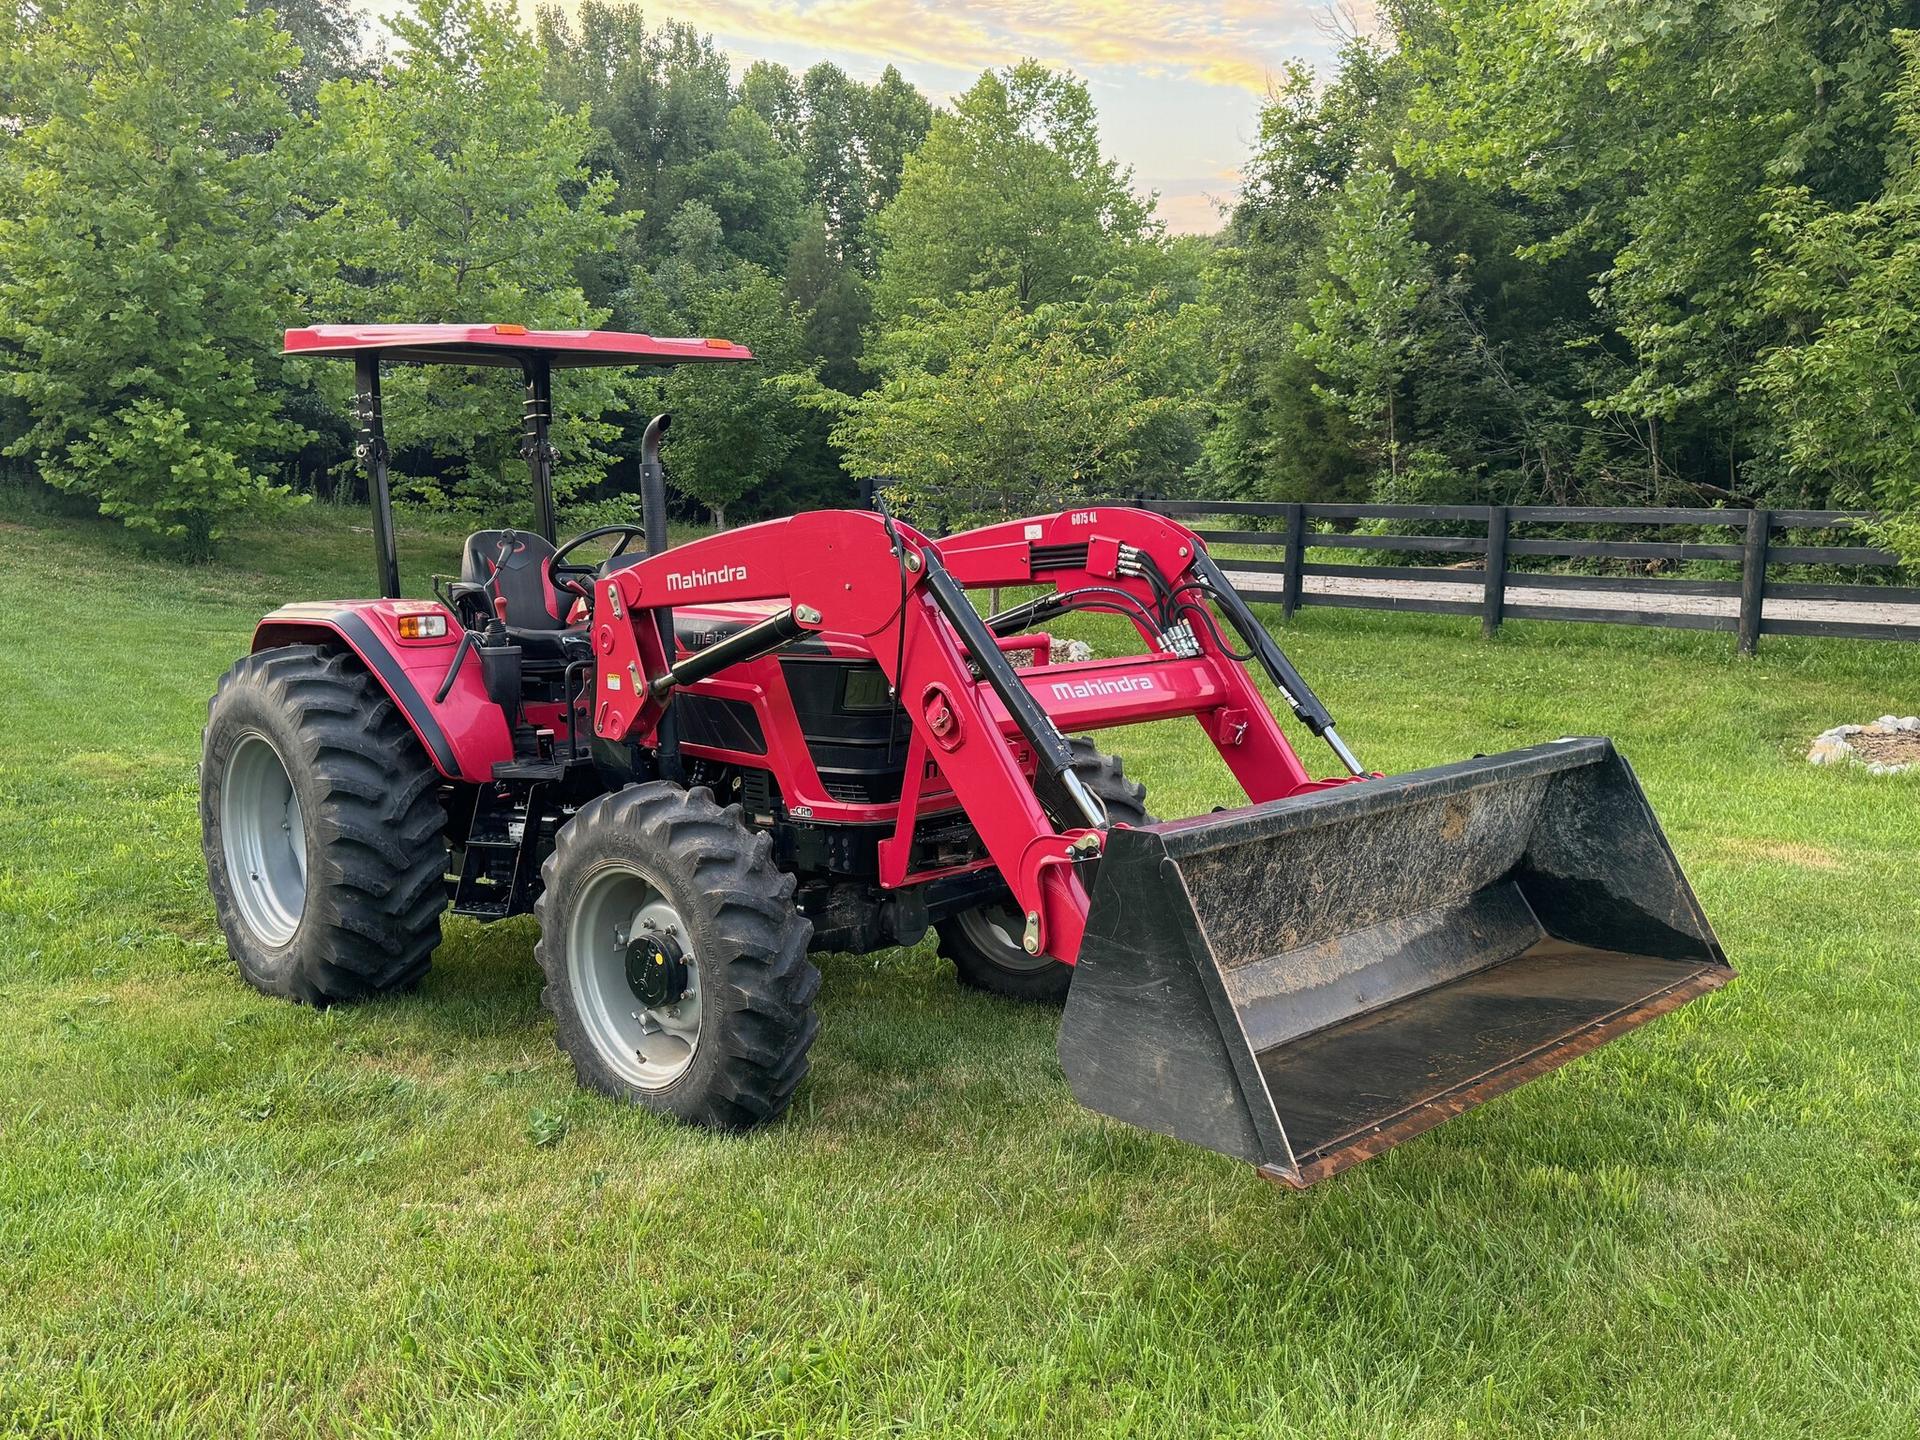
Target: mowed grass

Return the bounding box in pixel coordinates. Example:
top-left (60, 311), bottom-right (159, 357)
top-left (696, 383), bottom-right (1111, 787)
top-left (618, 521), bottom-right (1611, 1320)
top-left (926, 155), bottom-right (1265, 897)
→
top-left (2, 504), bottom-right (1919, 1438)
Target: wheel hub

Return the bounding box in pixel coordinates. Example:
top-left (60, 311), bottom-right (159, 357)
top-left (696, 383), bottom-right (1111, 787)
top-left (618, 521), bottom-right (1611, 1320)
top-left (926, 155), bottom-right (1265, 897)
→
top-left (625, 929), bottom-right (688, 1009)
top-left (568, 869), bottom-right (702, 1090)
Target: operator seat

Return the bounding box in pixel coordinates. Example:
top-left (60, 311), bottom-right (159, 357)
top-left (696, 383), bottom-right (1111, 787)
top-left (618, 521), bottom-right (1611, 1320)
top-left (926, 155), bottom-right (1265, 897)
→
top-left (458, 529), bottom-right (582, 663)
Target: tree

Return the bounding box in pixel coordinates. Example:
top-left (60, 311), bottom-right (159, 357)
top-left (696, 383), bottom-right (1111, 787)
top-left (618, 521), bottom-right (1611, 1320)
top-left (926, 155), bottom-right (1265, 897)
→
top-left (739, 59), bottom-right (803, 150)
top-left (1750, 31), bottom-right (1920, 560)
top-left (829, 285), bottom-right (1202, 529)
top-left (0, 0), bottom-right (309, 557)
top-left (1401, 0), bottom-right (1920, 500)
top-left (858, 65), bottom-right (933, 211)
top-left (245, 0), bottom-right (364, 112)
top-left (309, 0), bottom-right (629, 519)
top-left (537, 4), bottom-right (810, 283)
top-left (641, 202), bottom-right (815, 526)
top-left (1202, 57), bottom-right (1379, 502)
top-left (785, 212), bottom-right (873, 395)
top-left (1294, 170), bottom-right (1441, 489)
top-left (800, 63), bottom-right (870, 265)
top-left (873, 62), bottom-right (1154, 321)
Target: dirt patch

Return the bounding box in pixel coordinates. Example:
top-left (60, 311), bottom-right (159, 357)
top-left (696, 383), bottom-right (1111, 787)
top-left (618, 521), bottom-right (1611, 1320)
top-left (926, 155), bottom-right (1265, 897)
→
top-left (1849, 730), bottom-right (1920, 767)
top-left (1718, 837), bottom-right (1842, 872)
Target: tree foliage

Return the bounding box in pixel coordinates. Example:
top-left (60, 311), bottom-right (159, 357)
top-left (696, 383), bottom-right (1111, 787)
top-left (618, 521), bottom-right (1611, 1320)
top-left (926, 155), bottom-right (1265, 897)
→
top-left (633, 202), bottom-right (814, 525)
top-left (1208, 0), bottom-right (1920, 540)
top-left (0, 0), bottom-right (309, 557)
top-left (845, 64), bottom-right (1199, 526)
top-left (15, 0), bottom-right (1920, 560)
top-left (830, 285), bottom-right (1201, 530)
top-left (873, 63), bottom-right (1154, 321)
top-left (307, 0), bottom-right (628, 517)
top-left (1752, 30), bottom-right (1920, 556)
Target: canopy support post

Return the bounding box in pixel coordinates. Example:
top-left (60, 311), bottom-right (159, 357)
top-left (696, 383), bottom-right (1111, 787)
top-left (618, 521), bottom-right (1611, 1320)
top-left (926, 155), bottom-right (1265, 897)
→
top-left (521, 355), bottom-right (557, 545)
top-left (354, 355), bottom-right (402, 600)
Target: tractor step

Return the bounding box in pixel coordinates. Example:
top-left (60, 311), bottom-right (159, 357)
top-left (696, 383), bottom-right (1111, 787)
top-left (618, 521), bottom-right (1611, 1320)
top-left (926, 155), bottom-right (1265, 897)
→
top-left (492, 755), bottom-right (591, 783)
top-left (451, 782), bottom-right (553, 921)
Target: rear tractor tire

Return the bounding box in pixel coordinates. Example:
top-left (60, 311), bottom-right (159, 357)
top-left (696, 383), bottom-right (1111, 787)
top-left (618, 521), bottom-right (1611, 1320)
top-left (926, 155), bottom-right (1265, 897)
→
top-left (534, 782), bottom-right (820, 1130)
top-left (201, 644), bottom-right (448, 1006)
top-left (937, 736), bottom-right (1152, 1004)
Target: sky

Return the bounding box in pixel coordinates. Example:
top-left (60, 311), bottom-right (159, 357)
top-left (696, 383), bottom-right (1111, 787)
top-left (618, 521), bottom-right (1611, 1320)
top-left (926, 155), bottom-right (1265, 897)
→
top-left (353, 0), bottom-right (1370, 234)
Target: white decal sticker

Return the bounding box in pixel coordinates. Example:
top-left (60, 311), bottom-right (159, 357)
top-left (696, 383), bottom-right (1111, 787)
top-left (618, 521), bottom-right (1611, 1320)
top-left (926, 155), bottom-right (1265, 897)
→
top-left (1023, 523), bottom-right (1043, 540)
top-left (666, 563), bottom-right (748, 591)
top-left (606, 674), bottom-right (621, 690)
top-left (1050, 674), bottom-right (1155, 701)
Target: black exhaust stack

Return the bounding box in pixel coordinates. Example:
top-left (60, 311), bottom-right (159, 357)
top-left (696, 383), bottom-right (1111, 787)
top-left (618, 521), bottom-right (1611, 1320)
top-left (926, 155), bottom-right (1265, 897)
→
top-left (637, 413), bottom-right (682, 780)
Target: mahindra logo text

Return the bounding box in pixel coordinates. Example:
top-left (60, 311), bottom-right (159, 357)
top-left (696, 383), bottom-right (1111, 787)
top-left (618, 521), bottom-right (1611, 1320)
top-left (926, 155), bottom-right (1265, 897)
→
top-left (1049, 674), bottom-right (1155, 700)
top-left (666, 564), bottom-right (748, 591)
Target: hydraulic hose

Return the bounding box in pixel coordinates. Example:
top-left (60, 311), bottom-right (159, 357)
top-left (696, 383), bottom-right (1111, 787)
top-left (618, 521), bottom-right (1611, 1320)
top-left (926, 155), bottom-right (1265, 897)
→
top-left (1188, 549), bottom-right (1365, 776)
top-left (916, 544), bottom-right (1108, 829)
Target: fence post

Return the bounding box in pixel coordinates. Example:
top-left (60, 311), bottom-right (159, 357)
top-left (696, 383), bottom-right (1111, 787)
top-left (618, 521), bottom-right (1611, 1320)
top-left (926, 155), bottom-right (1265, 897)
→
top-left (1281, 503), bottom-right (1305, 619)
top-left (1737, 507), bottom-right (1771, 656)
top-left (1482, 505), bottom-right (1509, 638)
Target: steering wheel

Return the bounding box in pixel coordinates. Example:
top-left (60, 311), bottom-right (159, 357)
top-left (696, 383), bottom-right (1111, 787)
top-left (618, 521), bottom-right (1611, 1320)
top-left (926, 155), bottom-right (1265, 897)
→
top-left (549, 524), bottom-right (651, 599)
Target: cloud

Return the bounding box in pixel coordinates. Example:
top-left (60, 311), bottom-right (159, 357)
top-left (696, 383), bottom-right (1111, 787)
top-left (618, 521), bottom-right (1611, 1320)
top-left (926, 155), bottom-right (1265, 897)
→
top-left (548, 0), bottom-right (1336, 95)
top-left (1155, 186), bottom-right (1232, 235)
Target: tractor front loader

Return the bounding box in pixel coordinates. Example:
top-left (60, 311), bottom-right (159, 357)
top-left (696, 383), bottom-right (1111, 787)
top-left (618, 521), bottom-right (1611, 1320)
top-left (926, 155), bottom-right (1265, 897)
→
top-left (200, 325), bottom-right (1730, 1187)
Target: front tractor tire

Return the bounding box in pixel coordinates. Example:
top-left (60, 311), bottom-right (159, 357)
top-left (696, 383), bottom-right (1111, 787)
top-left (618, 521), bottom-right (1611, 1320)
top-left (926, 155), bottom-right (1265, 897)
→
top-left (534, 783), bottom-right (819, 1130)
top-left (201, 645), bottom-right (448, 1006)
top-left (937, 736), bottom-right (1153, 1004)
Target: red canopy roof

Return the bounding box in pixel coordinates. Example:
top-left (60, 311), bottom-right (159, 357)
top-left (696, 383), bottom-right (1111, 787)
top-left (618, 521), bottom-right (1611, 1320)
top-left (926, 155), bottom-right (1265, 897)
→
top-left (283, 324), bottom-right (755, 368)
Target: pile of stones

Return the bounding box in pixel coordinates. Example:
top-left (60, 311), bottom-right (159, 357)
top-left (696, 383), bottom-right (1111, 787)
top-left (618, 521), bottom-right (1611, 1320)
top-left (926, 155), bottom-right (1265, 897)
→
top-left (1807, 715), bottom-right (1920, 774)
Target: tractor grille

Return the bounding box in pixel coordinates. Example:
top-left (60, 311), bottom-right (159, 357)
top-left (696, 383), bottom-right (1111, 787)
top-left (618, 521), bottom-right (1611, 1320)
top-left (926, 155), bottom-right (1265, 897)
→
top-left (822, 772), bottom-right (903, 805)
top-left (782, 656), bottom-right (911, 810)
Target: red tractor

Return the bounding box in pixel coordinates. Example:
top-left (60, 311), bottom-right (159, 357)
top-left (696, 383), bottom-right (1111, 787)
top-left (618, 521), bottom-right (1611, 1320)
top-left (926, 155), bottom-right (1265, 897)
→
top-left (200, 325), bottom-right (1730, 1186)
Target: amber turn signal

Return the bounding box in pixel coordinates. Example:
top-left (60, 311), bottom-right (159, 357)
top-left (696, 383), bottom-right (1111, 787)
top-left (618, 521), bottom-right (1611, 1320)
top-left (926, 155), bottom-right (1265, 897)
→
top-left (396, 613), bottom-right (447, 639)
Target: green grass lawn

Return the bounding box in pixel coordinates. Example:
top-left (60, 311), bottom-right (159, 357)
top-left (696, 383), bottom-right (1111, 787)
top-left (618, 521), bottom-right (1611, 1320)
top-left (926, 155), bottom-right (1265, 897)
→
top-left (3, 504), bottom-right (1919, 1438)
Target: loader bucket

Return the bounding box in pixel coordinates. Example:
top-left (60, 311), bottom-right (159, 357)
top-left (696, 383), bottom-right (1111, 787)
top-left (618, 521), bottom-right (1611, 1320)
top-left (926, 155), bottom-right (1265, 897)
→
top-left (1057, 738), bottom-right (1730, 1186)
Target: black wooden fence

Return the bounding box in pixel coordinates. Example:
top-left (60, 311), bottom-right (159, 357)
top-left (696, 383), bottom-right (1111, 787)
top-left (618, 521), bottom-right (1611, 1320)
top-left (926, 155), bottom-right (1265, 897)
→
top-left (1122, 501), bottom-right (1916, 654)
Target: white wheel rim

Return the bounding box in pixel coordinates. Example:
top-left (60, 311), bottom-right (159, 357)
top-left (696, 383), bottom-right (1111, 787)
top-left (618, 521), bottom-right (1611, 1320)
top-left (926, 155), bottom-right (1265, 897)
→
top-left (568, 863), bottom-right (702, 1089)
top-left (222, 731), bottom-right (307, 947)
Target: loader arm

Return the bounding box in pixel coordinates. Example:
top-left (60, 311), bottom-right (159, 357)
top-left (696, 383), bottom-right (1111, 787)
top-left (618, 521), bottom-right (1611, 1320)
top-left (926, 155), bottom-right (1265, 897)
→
top-left (590, 510), bottom-right (1110, 962)
top-left (590, 508), bottom-right (1373, 964)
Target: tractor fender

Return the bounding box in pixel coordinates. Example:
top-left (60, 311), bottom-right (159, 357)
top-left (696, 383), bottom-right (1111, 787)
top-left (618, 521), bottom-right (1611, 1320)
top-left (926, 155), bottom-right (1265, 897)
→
top-left (252, 601), bottom-right (512, 783)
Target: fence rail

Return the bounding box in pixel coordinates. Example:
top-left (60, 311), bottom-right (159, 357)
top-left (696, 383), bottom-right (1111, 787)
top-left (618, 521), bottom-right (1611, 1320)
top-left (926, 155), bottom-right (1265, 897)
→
top-left (1117, 500), bottom-right (1914, 654)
